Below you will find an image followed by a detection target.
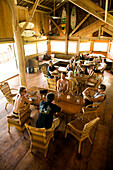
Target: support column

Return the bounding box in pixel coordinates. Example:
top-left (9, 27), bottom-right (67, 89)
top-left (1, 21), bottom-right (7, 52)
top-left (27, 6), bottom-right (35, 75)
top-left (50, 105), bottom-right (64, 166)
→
top-left (6, 0), bottom-right (27, 87)
top-left (65, 2), bottom-right (69, 55)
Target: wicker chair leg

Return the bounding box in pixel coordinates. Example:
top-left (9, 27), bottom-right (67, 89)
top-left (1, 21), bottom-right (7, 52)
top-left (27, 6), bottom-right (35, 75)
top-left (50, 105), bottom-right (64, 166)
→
top-left (78, 141), bottom-right (81, 153)
top-left (5, 102), bottom-right (8, 111)
top-left (65, 130), bottom-right (68, 138)
top-left (30, 145), bottom-right (33, 153)
top-left (8, 123), bottom-right (10, 133)
top-left (44, 149), bottom-right (48, 157)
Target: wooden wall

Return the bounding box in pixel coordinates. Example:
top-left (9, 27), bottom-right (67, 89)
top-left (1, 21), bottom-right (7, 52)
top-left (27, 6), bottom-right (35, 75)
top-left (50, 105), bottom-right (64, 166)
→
top-left (0, 2), bottom-right (49, 41)
top-left (0, 0), bottom-right (13, 39)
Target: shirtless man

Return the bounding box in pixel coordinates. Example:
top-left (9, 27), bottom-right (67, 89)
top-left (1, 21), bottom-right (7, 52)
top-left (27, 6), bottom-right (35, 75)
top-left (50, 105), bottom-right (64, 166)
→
top-left (57, 72), bottom-right (69, 94)
top-left (13, 86), bottom-right (32, 116)
top-left (82, 84), bottom-right (106, 106)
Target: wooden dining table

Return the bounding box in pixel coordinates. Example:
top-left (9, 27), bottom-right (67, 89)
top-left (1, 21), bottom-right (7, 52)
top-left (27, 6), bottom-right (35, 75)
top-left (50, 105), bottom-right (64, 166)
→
top-left (27, 86), bottom-right (84, 125)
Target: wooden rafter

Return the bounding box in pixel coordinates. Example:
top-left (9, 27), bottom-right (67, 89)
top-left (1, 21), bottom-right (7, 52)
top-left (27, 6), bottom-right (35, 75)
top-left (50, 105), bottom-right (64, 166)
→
top-left (49, 16), bottom-right (65, 35)
top-left (102, 27), bottom-right (113, 36)
top-left (69, 0), bottom-right (113, 27)
top-left (16, 5), bottom-right (48, 13)
top-left (20, 0), bottom-right (40, 35)
top-left (105, 0), bottom-right (108, 22)
top-left (69, 13), bottom-right (90, 36)
top-left (73, 20), bottom-right (104, 37)
top-left (49, 0), bottom-right (66, 15)
top-left (23, 0), bottom-right (52, 10)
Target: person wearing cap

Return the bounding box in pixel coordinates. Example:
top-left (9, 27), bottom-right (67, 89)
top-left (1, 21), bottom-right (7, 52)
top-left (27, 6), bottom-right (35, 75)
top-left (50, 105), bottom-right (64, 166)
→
top-left (36, 92), bottom-right (61, 131)
top-left (57, 72), bottom-right (69, 94)
top-left (47, 60), bottom-right (58, 78)
top-left (82, 84), bottom-right (106, 106)
top-left (13, 86), bottom-right (32, 116)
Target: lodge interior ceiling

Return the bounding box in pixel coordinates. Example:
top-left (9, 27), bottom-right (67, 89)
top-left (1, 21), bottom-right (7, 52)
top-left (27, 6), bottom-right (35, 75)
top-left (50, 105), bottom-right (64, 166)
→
top-left (16, 0), bottom-right (113, 38)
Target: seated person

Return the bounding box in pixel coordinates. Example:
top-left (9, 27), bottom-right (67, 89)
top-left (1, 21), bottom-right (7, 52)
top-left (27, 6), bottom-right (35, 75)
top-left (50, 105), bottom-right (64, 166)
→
top-left (57, 72), bottom-right (69, 94)
top-left (66, 71), bottom-right (78, 87)
top-left (66, 60), bottom-right (75, 71)
top-left (70, 55), bottom-right (78, 63)
top-left (13, 86), bottom-right (32, 116)
top-left (95, 56), bottom-right (102, 63)
top-left (79, 54), bottom-right (85, 60)
top-left (82, 84), bottom-right (106, 106)
top-left (47, 60), bottom-right (58, 78)
top-left (36, 92), bottom-right (61, 131)
top-left (76, 60), bottom-right (85, 74)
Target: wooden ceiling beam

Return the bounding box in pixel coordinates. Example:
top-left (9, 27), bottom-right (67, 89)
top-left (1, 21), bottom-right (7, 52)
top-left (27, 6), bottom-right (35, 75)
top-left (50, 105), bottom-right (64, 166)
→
top-left (102, 27), bottom-right (113, 36)
top-left (80, 36), bottom-right (113, 40)
top-left (105, 0), bottom-right (108, 22)
top-left (23, 0), bottom-right (52, 10)
top-left (69, 13), bottom-right (90, 36)
top-left (20, 0), bottom-right (40, 34)
top-left (49, 16), bottom-right (65, 35)
top-left (16, 5), bottom-right (48, 13)
top-left (49, 0), bottom-right (66, 15)
top-left (69, 0), bottom-right (113, 27)
top-left (73, 20), bottom-right (104, 37)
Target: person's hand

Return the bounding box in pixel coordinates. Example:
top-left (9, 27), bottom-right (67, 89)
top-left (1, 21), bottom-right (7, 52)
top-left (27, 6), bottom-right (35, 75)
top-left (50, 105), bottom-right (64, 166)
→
top-left (25, 94), bottom-right (31, 98)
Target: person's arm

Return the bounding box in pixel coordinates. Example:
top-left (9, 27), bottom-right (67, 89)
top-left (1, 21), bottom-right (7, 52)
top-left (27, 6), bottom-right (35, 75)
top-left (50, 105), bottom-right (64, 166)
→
top-left (85, 95), bottom-right (105, 102)
top-left (64, 80), bottom-right (69, 94)
top-left (73, 78), bottom-right (78, 86)
top-left (23, 96), bottom-right (32, 104)
top-left (57, 79), bottom-right (60, 92)
top-left (82, 87), bottom-right (98, 96)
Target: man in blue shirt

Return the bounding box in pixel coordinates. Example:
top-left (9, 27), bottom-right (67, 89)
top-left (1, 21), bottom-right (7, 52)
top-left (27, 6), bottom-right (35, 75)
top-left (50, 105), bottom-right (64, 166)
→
top-left (47, 60), bottom-right (57, 78)
top-left (36, 93), bottom-right (61, 131)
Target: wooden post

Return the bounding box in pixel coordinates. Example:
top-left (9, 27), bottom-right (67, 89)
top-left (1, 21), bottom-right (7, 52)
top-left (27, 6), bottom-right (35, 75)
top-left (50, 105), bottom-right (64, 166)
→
top-left (77, 39), bottom-right (80, 56)
top-left (6, 0), bottom-right (27, 87)
top-left (65, 2), bottom-right (69, 55)
top-left (105, 0), bottom-right (108, 22)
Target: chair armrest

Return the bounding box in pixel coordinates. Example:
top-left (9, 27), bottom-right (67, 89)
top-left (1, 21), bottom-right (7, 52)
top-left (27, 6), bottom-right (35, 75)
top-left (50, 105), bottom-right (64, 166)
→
top-left (10, 88), bottom-right (18, 91)
top-left (7, 115), bottom-right (20, 122)
top-left (85, 103), bottom-right (99, 109)
top-left (68, 123), bottom-right (83, 133)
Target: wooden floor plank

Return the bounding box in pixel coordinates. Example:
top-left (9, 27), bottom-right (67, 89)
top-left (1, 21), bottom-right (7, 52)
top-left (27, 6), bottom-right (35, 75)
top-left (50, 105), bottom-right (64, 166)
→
top-left (0, 70), bottom-right (113, 170)
top-left (87, 124), bottom-right (109, 170)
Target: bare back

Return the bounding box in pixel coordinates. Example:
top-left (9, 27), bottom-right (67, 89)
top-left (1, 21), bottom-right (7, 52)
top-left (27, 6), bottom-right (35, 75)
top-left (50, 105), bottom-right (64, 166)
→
top-left (13, 94), bottom-right (27, 113)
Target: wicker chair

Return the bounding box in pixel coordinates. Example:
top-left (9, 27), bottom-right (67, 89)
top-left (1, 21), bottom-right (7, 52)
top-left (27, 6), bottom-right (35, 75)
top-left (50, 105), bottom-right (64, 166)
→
top-left (82, 98), bottom-right (106, 121)
top-left (0, 82), bottom-right (17, 110)
top-left (68, 79), bottom-right (79, 95)
top-left (65, 117), bottom-right (100, 153)
top-left (25, 123), bottom-right (54, 157)
top-left (7, 103), bottom-right (31, 134)
top-left (47, 77), bottom-right (57, 91)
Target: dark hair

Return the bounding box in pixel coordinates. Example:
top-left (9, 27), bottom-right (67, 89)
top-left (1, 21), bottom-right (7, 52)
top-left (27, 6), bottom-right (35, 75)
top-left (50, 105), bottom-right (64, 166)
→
top-left (19, 86), bottom-right (26, 94)
top-left (49, 60), bottom-right (52, 64)
top-left (62, 72), bottom-right (66, 76)
top-left (98, 84), bottom-right (106, 91)
top-left (46, 92), bottom-right (54, 102)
